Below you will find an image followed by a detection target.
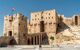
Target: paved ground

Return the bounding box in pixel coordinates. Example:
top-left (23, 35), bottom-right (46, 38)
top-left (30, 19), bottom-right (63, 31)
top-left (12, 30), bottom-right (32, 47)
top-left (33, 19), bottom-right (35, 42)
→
top-left (0, 47), bottom-right (80, 50)
top-left (0, 45), bottom-right (80, 50)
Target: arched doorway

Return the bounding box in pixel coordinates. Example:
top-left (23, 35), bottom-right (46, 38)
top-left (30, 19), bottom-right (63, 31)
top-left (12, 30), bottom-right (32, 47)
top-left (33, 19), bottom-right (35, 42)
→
top-left (9, 39), bottom-right (17, 45)
top-left (40, 21), bottom-right (45, 32)
top-left (37, 36), bottom-right (39, 44)
top-left (27, 38), bottom-right (30, 45)
top-left (31, 37), bottom-right (33, 45)
top-left (35, 36), bottom-right (36, 45)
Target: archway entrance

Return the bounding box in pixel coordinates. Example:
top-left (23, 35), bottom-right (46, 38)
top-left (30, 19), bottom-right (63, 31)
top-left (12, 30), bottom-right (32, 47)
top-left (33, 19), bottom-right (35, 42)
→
top-left (27, 38), bottom-right (30, 45)
top-left (31, 37), bottom-right (33, 45)
top-left (35, 36), bottom-right (36, 45)
top-left (9, 39), bottom-right (17, 45)
top-left (37, 36), bottom-right (39, 44)
top-left (40, 21), bottom-right (44, 32)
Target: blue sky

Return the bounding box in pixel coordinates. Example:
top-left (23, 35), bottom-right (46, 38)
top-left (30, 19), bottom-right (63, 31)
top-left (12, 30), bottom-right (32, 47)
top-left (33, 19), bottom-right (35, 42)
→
top-left (0, 0), bottom-right (80, 35)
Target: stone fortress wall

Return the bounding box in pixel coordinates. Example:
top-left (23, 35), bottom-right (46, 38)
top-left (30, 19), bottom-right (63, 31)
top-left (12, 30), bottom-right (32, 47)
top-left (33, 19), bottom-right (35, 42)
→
top-left (3, 13), bottom-right (28, 45)
top-left (3, 9), bottom-right (80, 45)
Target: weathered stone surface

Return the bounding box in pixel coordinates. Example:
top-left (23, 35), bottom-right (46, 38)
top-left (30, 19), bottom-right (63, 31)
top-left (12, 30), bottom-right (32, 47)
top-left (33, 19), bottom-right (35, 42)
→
top-left (3, 9), bottom-right (80, 45)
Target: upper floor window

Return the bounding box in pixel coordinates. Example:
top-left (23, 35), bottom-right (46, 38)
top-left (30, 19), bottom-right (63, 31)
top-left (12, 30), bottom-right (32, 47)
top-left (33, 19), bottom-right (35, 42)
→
top-left (49, 22), bottom-right (52, 25)
top-left (49, 13), bottom-right (50, 15)
top-left (31, 24), bottom-right (33, 26)
top-left (41, 16), bottom-right (43, 19)
top-left (9, 20), bottom-right (12, 22)
top-left (35, 18), bottom-right (36, 20)
top-left (19, 23), bottom-right (20, 26)
top-left (49, 17), bottom-right (50, 19)
top-left (35, 15), bottom-right (37, 17)
top-left (34, 23), bottom-right (37, 26)
top-left (53, 23), bottom-right (56, 24)
top-left (46, 17), bottom-right (47, 19)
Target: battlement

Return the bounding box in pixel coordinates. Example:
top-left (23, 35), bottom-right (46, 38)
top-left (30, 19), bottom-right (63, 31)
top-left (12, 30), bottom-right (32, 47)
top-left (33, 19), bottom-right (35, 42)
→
top-left (4, 13), bottom-right (24, 18)
top-left (30, 9), bottom-right (57, 21)
top-left (4, 13), bottom-right (27, 22)
top-left (31, 9), bottom-right (56, 13)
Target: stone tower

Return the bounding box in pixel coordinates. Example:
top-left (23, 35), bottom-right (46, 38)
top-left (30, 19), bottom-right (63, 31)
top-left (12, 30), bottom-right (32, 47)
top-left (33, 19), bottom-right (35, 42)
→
top-left (3, 13), bottom-right (28, 45)
top-left (73, 15), bottom-right (80, 26)
top-left (30, 9), bottom-right (58, 34)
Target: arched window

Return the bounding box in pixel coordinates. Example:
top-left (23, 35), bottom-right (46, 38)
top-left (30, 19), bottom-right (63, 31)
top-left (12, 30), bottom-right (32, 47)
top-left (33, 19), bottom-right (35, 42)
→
top-left (49, 13), bottom-right (50, 15)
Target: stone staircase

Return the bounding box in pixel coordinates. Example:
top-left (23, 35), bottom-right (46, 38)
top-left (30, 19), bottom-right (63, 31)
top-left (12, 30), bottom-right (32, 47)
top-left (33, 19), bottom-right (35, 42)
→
top-left (61, 26), bottom-right (80, 36)
top-left (59, 26), bottom-right (80, 44)
top-left (68, 26), bottom-right (80, 36)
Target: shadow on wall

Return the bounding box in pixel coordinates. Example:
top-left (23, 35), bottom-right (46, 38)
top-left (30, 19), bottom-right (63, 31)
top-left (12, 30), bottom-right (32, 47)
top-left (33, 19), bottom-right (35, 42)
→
top-left (57, 17), bottom-right (70, 33)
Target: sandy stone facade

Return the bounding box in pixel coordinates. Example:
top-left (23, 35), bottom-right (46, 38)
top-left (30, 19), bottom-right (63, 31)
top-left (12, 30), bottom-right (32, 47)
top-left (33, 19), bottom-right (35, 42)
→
top-left (3, 9), bottom-right (80, 45)
top-left (3, 13), bottom-right (28, 45)
top-left (29, 10), bottom-right (58, 34)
